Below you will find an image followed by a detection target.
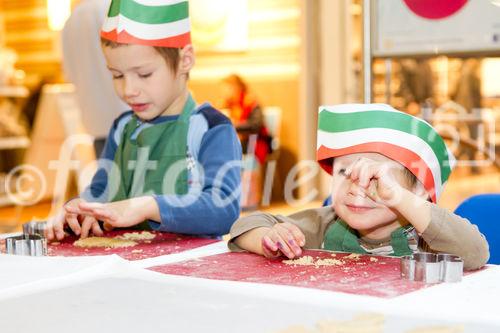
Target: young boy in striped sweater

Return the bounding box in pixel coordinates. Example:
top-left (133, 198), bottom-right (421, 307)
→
top-left (229, 104), bottom-right (489, 270)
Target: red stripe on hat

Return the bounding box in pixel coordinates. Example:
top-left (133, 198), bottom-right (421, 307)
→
top-left (317, 142), bottom-right (437, 202)
top-left (101, 30), bottom-right (191, 48)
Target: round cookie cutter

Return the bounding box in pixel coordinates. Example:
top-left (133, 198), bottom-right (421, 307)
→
top-left (400, 252), bottom-right (463, 283)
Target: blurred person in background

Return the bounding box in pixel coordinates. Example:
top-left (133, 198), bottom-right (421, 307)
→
top-left (62, 0), bottom-right (128, 157)
top-left (221, 74), bottom-right (273, 210)
top-left (221, 74), bottom-right (272, 165)
top-left (397, 59), bottom-right (434, 116)
top-left (451, 58), bottom-right (483, 174)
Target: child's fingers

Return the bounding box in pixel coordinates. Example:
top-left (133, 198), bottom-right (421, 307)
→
top-left (78, 202), bottom-right (105, 212)
top-left (348, 158), bottom-right (363, 182)
top-left (52, 222), bottom-right (65, 240)
top-left (274, 224), bottom-right (303, 256)
top-left (90, 208), bottom-right (116, 226)
top-left (262, 235), bottom-right (278, 252)
top-left (276, 239), bottom-right (294, 258)
top-left (96, 208), bottom-right (114, 220)
top-left (365, 179), bottom-right (382, 203)
top-left (352, 159), bottom-right (378, 189)
top-left (66, 213), bottom-right (82, 236)
top-left (79, 206), bottom-right (110, 220)
top-left (77, 203), bottom-right (110, 218)
top-left (357, 163), bottom-right (375, 188)
top-left (261, 236), bottom-right (280, 258)
top-left (65, 205), bottom-right (100, 221)
top-left (349, 158), bottom-right (374, 183)
top-left (367, 179), bottom-right (378, 196)
top-left (80, 216), bottom-right (97, 239)
top-left (262, 246), bottom-right (281, 259)
top-left (91, 221), bottom-right (104, 237)
top-left (281, 223), bottom-right (306, 247)
top-left (65, 205), bottom-right (84, 215)
top-left (270, 228), bottom-right (300, 258)
top-left (45, 224), bottom-right (54, 241)
top-left (45, 211), bottom-right (66, 241)
top-left (267, 231), bottom-right (293, 258)
top-left (80, 216), bottom-right (95, 238)
top-left (45, 216), bottom-right (60, 241)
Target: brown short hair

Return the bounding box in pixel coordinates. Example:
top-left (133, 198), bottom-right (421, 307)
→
top-left (402, 167), bottom-right (418, 188)
top-left (100, 38), bottom-right (181, 72)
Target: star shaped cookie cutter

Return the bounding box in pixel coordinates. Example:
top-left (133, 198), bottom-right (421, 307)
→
top-left (400, 252), bottom-right (463, 283)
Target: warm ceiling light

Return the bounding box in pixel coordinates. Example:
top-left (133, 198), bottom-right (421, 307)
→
top-left (47, 0), bottom-right (71, 31)
top-left (190, 0), bottom-right (248, 51)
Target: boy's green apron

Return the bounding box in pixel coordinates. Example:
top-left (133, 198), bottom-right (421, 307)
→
top-left (108, 95), bottom-right (196, 229)
top-left (323, 219), bottom-right (413, 256)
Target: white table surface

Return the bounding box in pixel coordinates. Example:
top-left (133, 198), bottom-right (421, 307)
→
top-left (0, 239), bottom-right (499, 332)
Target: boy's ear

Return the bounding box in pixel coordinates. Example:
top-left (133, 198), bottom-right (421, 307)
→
top-left (179, 44), bottom-right (195, 74)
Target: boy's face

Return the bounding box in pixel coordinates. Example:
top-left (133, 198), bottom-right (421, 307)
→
top-left (330, 152), bottom-right (413, 234)
top-left (103, 44), bottom-right (182, 120)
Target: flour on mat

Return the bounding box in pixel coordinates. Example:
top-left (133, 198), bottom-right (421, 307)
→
top-left (118, 231), bottom-right (156, 241)
top-left (74, 237), bottom-right (137, 248)
top-left (283, 256), bottom-right (345, 267)
top-left (345, 253), bottom-right (361, 260)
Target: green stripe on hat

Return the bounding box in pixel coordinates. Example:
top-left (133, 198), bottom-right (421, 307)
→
top-left (318, 109), bottom-right (453, 182)
top-left (108, 0), bottom-right (188, 25)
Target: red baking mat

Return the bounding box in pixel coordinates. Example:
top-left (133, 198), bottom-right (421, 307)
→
top-left (149, 250), bottom-right (433, 298)
top-left (47, 230), bottom-right (217, 261)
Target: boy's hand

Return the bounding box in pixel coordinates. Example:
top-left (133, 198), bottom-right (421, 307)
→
top-left (345, 157), bottom-right (404, 206)
top-left (45, 198), bottom-right (104, 241)
top-left (260, 222), bottom-right (305, 259)
top-left (67, 196), bottom-right (158, 230)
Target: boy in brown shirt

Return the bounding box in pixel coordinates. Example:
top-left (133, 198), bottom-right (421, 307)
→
top-left (229, 104), bottom-right (489, 270)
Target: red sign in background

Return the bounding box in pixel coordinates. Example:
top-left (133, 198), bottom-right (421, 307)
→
top-left (403, 0), bottom-right (468, 20)
top-left (150, 250), bottom-right (433, 298)
top-left (47, 230), bottom-right (217, 261)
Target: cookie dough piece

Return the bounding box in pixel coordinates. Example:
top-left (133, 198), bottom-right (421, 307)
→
top-left (74, 237), bottom-right (137, 248)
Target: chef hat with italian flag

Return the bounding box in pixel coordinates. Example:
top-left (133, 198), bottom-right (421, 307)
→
top-left (101, 0), bottom-right (191, 48)
top-left (316, 104), bottom-right (456, 202)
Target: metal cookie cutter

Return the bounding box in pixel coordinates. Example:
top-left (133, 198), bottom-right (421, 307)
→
top-left (5, 234), bottom-right (47, 256)
top-left (22, 221), bottom-right (47, 237)
top-left (438, 254), bottom-right (464, 283)
top-left (400, 252), bottom-right (463, 283)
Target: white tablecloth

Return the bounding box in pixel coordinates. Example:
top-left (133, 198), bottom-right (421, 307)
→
top-left (0, 241), bottom-right (498, 332)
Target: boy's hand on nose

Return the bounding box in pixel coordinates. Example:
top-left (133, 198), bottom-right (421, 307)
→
top-left (347, 158), bottom-right (403, 205)
top-left (347, 157), bottom-right (382, 188)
